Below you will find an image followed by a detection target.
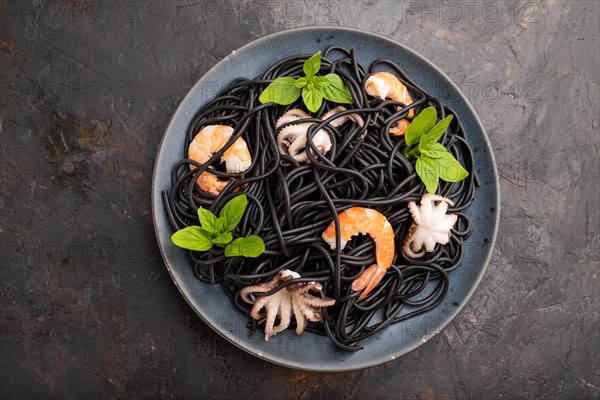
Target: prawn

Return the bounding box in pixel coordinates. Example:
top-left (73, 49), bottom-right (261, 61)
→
top-left (365, 71), bottom-right (414, 136)
top-left (322, 207), bottom-right (395, 299)
top-left (188, 125), bottom-right (251, 196)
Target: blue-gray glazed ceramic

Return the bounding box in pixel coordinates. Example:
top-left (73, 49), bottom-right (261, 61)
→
top-left (152, 26), bottom-right (500, 372)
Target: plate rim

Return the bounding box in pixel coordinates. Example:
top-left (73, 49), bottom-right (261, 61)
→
top-left (151, 25), bottom-right (500, 372)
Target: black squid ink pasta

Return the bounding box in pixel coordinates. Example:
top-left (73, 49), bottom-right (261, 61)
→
top-left (162, 46), bottom-right (478, 351)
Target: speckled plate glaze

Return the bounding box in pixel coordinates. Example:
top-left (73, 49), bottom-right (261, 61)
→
top-left (152, 26), bottom-right (499, 372)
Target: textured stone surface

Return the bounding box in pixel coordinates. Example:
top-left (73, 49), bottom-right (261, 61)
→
top-left (1, 1), bottom-right (598, 398)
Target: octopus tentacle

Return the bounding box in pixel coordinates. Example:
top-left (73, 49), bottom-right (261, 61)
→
top-left (292, 304), bottom-right (308, 334)
top-left (264, 293), bottom-right (285, 341)
top-left (423, 194), bottom-right (455, 206)
top-left (290, 282), bottom-right (321, 294)
top-left (407, 201), bottom-right (422, 226)
top-left (240, 282), bottom-right (278, 304)
top-left (271, 296), bottom-right (293, 336)
top-left (275, 109), bottom-right (311, 127)
top-left (299, 294), bottom-right (336, 308)
top-left (406, 246), bottom-right (425, 258)
top-left (249, 295), bottom-right (272, 320)
top-left (321, 106), bottom-right (365, 128)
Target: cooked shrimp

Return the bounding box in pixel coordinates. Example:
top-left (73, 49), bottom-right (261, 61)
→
top-left (188, 125), bottom-right (251, 196)
top-left (322, 207), bottom-right (395, 299)
top-left (365, 71), bottom-right (414, 136)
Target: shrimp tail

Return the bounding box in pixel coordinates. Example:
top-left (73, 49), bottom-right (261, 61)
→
top-left (352, 264), bottom-right (386, 299)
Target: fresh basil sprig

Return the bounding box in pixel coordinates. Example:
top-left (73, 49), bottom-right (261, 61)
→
top-left (403, 107), bottom-right (469, 194)
top-left (171, 194), bottom-right (265, 258)
top-left (258, 51), bottom-right (353, 112)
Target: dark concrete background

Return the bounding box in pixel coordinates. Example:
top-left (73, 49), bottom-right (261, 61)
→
top-left (1, 0), bottom-right (598, 399)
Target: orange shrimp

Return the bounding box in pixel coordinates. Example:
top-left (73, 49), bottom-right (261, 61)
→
top-left (322, 207), bottom-right (395, 299)
top-left (365, 71), bottom-right (414, 136)
top-left (188, 125), bottom-right (251, 196)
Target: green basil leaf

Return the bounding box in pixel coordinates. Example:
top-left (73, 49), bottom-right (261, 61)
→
top-left (198, 227), bottom-right (215, 237)
top-left (224, 236), bottom-right (265, 258)
top-left (419, 132), bottom-right (435, 155)
top-left (405, 107), bottom-right (437, 147)
top-left (314, 76), bottom-right (330, 89)
top-left (197, 208), bottom-right (218, 233)
top-left (304, 75), bottom-right (317, 91)
top-left (213, 231), bottom-right (233, 247)
top-left (302, 87), bottom-right (324, 112)
top-left (404, 144), bottom-right (420, 159)
top-left (171, 226), bottom-right (213, 251)
top-left (425, 143), bottom-right (449, 159)
top-left (259, 77), bottom-right (301, 105)
top-left (295, 77), bottom-right (308, 89)
top-left (435, 152), bottom-right (469, 182)
top-left (321, 74), bottom-right (353, 104)
top-left (219, 194), bottom-right (247, 232)
top-left (303, 51), bottom-right (321, 77)
top-left (416, 156), bottom-right (439, 194)
top-left (426, 114), bottom-right (454, 143)
top-left (214, 217), bottom-right (226, 233)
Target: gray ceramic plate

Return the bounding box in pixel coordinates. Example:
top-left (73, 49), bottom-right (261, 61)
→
top-left (152, 26), bottom-right (499, 372)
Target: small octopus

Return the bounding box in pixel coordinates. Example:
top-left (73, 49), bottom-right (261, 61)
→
top-left (276, 107), bottom-right (364, 163)
top-left (240, 270), bottom-right (336, 341)
top-left (402, 194), bottom-right (458, 258)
